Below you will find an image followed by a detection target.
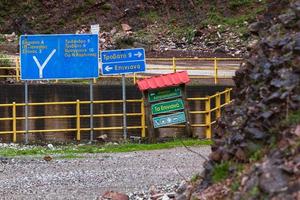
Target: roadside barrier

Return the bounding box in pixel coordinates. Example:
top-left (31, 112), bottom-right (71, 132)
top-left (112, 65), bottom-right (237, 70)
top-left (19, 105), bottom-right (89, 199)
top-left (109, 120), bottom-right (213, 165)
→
top-left (0, 57), bottom-right (242, 84)
top-left (0, 88), bottom-right (232, 143)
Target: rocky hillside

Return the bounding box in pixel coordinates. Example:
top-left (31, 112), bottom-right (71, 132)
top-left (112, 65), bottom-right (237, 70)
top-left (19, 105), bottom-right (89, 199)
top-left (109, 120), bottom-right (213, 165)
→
top-left (0, 0), bottom-right (274, 56)
top-left (190, 0), bottom-right (300, 199)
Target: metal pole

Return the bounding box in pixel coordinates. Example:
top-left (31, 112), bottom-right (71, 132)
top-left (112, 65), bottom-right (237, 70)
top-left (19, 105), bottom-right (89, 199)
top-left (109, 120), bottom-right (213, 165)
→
top-left (24, 81), bottom-right (28, 144)
top-left (122, 74), bottom-right (127, 140)
top-left (89, 80), bottom-right (94, 142)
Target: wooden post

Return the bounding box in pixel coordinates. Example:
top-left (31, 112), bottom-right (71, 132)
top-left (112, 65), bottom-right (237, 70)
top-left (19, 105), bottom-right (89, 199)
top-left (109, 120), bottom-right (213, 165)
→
top-left (142, 91), bottom-right (157, 143)
top-left (181, 84), bottom-right (193, 137)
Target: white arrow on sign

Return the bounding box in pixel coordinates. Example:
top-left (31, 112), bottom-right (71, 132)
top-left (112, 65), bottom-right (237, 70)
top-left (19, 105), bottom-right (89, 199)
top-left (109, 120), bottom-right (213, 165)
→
top-left (33, 49), bottom-right (56, 78)
top-left (105, 66), bottom-right (113, 72)
top-left (134, 51), bottom-right (142, 58)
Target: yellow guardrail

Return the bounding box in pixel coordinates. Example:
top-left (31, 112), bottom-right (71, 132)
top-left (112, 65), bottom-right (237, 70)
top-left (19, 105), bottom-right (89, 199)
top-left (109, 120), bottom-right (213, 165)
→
top-left (0, 88), bottom-right (232, 143)
top-left (0, 57), bottom-right (242, 84)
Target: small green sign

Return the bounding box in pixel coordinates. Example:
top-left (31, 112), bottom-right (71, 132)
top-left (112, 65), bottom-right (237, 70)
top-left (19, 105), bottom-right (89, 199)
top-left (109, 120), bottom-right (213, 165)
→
top-left (148, 87), bottom-right (181, 102)
top-left (151, 99), bottom-right (184, 115)
top-left (153, 112), bottom-right (186, 128)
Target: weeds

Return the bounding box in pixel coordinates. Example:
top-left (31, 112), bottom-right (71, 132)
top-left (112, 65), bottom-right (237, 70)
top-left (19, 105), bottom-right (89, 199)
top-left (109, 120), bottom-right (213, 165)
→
top-left (0, 139), bottom-right (212, 157)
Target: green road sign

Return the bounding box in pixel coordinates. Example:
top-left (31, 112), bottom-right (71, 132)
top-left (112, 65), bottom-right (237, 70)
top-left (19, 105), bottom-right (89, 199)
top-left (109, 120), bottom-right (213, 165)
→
top-left (153, 112), bottom-right (186, 128)
top-left (151, 99), bottom-right (184, 115)
top-left (148, 87), bottom-right (181, 102)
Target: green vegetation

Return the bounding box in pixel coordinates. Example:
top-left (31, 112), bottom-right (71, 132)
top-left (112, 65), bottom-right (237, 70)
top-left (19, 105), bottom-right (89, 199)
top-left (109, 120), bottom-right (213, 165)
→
top-left (230, 180), bottom-right (240, 191)
top-left (190, 173), bottom-right (201, 183)
top-left (100, 3), bottom-right (112, 11)
top-left (202, 1), bottom-right (267, 34)
top-left (249, 149), bottom-right (263, 162)
top-left (0, 54), bottom-right (10, 67)
top-left (285, 110), bottom-right (300, 125)
top-left (228, 0), bottom-right (253, 9)
top-left (0, 139), bottom-right (212, 157)
top-left (212, 161), bottom-right (244, 183)
top-left (139, 11), bottom-right (160, 23)
top-left (212, 161), bottom-right (230, 183)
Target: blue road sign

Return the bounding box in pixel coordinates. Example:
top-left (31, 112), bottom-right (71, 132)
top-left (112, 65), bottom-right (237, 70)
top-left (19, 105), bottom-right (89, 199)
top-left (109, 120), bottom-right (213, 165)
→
top-left (100, 48), bottom-right (146, 75)
top-left (20, 34), bottom-right (99, 80)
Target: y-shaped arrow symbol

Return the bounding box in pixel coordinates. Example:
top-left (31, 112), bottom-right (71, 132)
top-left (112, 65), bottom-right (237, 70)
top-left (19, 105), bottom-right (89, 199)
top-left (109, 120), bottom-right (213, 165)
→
top-left (33, 49), bottom-right (56, 78)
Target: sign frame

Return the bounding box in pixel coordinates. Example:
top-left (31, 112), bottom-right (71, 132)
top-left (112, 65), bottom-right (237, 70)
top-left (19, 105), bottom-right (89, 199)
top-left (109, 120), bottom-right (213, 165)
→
top-left (20, 34), bottom-right (99, 80)
top-left (148, 87), bottom-right (182, 102)
top-left (153, 111), bottom-right (186, 128)
top-left (100, 48), bottom-right (146, 75)
top-left (151, 98), bottom-right (184, 115)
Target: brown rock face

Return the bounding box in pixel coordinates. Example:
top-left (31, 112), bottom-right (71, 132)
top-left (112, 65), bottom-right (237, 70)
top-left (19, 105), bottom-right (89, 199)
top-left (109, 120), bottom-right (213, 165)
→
top-left (199, 0), bottom-right (300, 199)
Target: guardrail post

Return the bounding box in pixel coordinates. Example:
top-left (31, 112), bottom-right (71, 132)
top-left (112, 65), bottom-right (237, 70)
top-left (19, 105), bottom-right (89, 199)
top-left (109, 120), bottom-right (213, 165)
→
top-left (133, 73), bottom-right (137, 84)
top-left (216, 92), bottom-right (221, 118)
top-left (15, 58), bottom-right (20, 82)
top-left (214, 57), bottom-right (218, 84)
top-left (225, 89), bottom-right (231, 103)
top-left (76, 100), bottom-right (81, 141)
top-left (172, 57), bottom-right (176, 73)
top-left (205, 97), bottom-right (212, 139)
top-left (141, 99), bottom-right (146, 138)
top-left (12, 102), bottom-right (17, 143)
top-left (93, 78), bottom-right (97, 83)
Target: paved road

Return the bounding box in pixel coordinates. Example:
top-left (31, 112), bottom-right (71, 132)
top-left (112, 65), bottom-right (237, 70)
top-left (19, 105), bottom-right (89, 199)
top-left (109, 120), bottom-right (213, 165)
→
top-left (144, 60), bottom-right (241, 78)
top-left (0, 146), bottom-right (210, 200)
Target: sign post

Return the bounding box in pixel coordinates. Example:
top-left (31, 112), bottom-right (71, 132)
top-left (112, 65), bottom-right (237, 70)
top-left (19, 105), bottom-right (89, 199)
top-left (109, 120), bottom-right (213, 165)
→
top-left (136, 71), bottom-right (192, 143)
top-left (20, 34), bottom-right (99, 143)
top-left (24, 81), bottom-right (28, 144)
top-left (90, 80), bottom-right (94, 142)
top-left (101, 48), bottom-right (146, 140)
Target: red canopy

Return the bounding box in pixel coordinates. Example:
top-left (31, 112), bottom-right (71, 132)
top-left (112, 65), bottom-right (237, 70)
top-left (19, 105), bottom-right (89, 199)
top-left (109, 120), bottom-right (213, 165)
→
top-left (136, 71), bottom-right (190, 91)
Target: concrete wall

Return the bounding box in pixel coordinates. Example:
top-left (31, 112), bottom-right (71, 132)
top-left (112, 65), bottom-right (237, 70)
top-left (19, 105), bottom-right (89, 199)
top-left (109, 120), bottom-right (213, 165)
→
top-left (0, 83), bottom-right (230, 143)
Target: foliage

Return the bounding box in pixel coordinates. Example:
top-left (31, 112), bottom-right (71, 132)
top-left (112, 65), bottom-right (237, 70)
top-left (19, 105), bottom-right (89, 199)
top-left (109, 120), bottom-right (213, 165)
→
top-left (230, 180), bottom-right (240, 191)
top-left (0, 139), bottom-right (212, 157)
top-left (285, 110), bottom-right (300, 125)
top-left (249, 150), bottom-right (263, 162)
top-left (212, 161), bottom-right (230, 183)
top-left (190, 173), bottom-right (201, 183)
top-left (139, 11), bottom-right (160, 23)
top-left (0, 54), bottom-right (11, 67)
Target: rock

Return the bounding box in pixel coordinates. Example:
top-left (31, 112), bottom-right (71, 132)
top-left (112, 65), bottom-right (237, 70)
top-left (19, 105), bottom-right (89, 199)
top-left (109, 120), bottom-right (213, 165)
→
top-left (97, 134), bottom-right (108, 142)
top-left (259, 167), bottom-right (288, 194)
top-left (176, 181), bottom-right (187, 194)
top-left (43, 155), bottom-right (53, 162)
top-left (47, 144), bottom-right (54, 150)
top-left (175, 194), bottom-right (186, 200)
top-left (110, 27), bottom-right (117, 35)
top-left (100, 191), bottom-right (129, 200)
top-left (161, 194), bottom-right (170, 200)
top-left (151, 193), bottom-right (163, 200)
top-left (235, 148), bottom-right (247, 162)
top-left (213, 47), bottom-right (226, 54)
top-left (121, 24), bottom-right (132, 32)
top-left (248, 22), bottom-right (267, 34)
top-left (294, 125), bottom-right (300, 136)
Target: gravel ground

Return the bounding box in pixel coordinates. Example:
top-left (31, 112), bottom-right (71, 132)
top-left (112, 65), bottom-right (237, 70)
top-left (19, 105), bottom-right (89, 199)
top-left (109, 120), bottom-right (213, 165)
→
top-left (0, 146), bottom-right (210, 200)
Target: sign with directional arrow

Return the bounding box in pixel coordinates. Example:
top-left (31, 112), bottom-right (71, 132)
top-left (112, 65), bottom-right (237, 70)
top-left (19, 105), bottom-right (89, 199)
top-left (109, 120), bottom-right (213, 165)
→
top-left (20, 34), bottom-right (99, 80)
top-left (100, 48), bottom-right (146, 75)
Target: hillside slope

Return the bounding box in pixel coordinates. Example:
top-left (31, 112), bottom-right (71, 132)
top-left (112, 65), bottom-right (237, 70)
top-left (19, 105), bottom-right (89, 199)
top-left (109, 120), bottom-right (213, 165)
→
top-left (0, 0), bottom-right (274, 56)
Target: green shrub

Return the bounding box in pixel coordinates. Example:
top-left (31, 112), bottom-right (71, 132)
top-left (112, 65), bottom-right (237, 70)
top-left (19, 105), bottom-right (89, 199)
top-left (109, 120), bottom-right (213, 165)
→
top-left (212, 161), bottom-right (230, 183)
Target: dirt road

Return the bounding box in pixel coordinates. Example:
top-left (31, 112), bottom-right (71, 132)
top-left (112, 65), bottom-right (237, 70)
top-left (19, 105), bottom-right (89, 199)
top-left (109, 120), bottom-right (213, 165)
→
top-left (0, 146), bottom-right (210, 200)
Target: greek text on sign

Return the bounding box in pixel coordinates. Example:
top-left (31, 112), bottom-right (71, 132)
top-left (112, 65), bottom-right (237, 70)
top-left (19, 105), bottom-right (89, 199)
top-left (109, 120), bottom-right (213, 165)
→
top-left (100, 48), bottom-right (146, 75)
top-left (151, 99), bottom-right (184, 115)
top-left (153, 112), bottom-right (186, 128)
top-left (20, 34), bottom-right (99, 80)
top-left (148, 87), bottom-right (182, 102)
